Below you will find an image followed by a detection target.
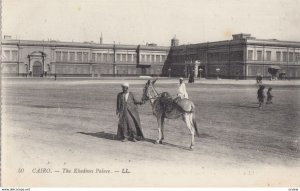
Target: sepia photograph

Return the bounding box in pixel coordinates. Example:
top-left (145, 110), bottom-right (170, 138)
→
top-left (1, 0), bottom-right (300, 188)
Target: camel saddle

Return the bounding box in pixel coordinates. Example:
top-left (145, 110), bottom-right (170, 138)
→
top-left (160, 92), bottom-right (192, 113)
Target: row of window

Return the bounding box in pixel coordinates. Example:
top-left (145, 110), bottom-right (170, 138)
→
top-left (115, 53), bottom-right (136, 63)
top-left (1, 49), bottom-right (166, 63)
top-left (56, 51), bottom-right (92, 62)
top-left (172, 51), bottom-right (300, 63)
top-left (248, 50), bottom-right (300, 62)
top-left (140, 54), bottom-right (166, 63)
top-left (2, 50), bottom-right (18, 61)
top-left (173, 51), bottom-right (244, 62)
top-left (55, 51), bottom-right (166, 63)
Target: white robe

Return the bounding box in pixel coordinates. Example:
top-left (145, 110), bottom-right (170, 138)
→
top-left (177, 83), bottom-right (188, 99)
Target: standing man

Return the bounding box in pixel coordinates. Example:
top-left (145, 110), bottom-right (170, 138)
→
top-left (188, 73), bottom-right (195, 83)
top-left (177, 77), bottom-right (189, 99)
top-left (257, 85), bottom-right (265, 109)
top-left (116, 83), bottom-right (144, 142)
top-left (256, 74), bottom-right (262, 84)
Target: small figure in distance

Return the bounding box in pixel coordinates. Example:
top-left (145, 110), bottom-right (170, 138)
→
top-left (266, 87), bottom-right (273, 104)
top-left (257, 85), bottom-right (265, 109)
top-left (188, 73), bottom-right (195, 83)
top-left (256, 74), bottom-right (263, 84)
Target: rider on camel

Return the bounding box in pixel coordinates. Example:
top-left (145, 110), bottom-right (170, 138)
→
top-left (177, 77), bottom-right (189, 99)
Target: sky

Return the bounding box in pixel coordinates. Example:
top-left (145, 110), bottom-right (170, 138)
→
top-left (2, 0), bottom-right (300, 46)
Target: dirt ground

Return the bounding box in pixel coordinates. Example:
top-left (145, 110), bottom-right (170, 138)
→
top-left (1, 78), bottom-right (300, 187)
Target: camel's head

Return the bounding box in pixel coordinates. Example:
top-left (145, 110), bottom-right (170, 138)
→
top-left (142, 79), bottom-right (158, 102)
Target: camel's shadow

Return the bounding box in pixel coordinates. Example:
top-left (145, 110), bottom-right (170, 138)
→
top-left (77, 131), bottom-right (193, 150)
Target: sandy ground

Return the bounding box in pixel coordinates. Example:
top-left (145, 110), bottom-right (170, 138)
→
top-left (1, 78), bottom-right (300, 187)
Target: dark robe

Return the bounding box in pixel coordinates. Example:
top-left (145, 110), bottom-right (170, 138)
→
top-left (188, 74), bottom-right (195, 83)
top-left (257, 88), bottom-right (265, 103)
top-left (116, 92), bottom-right (144, 140)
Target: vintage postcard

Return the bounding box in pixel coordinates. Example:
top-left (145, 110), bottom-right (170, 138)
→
top-left (1, 0), bottom-right (300, 188)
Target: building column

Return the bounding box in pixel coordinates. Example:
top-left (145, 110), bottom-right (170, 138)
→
top-left (205, 43), bottom-right (209, 78)
top-left (52, 63), bottom-right (56, 74)
top-left (42, 54), bottom-right (45, 76)
top-left (89, 64), bottom-right (93, 76)
top-left (194, 62), bottom-right (200, 77)
top-left (28, 56), bottom-right (31, 76)
top-left (17, 46), bottom-right (20, 76)
top-left (243, 42), bottom-right (247, 79)
top-left (113, 64), bottom-right (117, 76)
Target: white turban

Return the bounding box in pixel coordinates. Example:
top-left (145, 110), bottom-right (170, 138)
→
top-left (121, 82), bottom-right (129, 87)
top-left (179, 77), bottom-right (183, 80)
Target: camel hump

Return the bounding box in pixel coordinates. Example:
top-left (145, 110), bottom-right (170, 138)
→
top-left (175, 98), bottom-right (194, 112)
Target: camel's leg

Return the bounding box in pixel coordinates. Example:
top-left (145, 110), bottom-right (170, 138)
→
top-left (155, 116), bottom-right (162, 144)
top-left (160, 117), bottom-right (165, 144)
top-left (184, 113), bottom-right (195, 150)
top-left (189, 113), bottom-right (196, 149)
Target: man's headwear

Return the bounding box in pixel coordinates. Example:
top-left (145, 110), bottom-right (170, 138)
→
top-left (179, 77), bottom-right (183, 80)
top-left (121, 82), bottom-right (129, 87)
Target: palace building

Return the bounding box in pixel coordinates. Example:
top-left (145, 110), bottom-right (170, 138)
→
top-left (1, 35), bottom-right (169, 77)
top-left (2, 33), bottom-right (300, 79)
top-left (163, 34), bottom-right (300, 79)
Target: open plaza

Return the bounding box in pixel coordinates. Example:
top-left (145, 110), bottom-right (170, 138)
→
top-left (1, 77), bottom-right (300, 186)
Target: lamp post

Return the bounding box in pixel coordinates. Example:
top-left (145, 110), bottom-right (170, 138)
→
top-left (168, 68), bottom-right (171, 78)
top-left (25, 64), bottom-right (28, 78)
top-left (216, 68), bottom-right (220, 80)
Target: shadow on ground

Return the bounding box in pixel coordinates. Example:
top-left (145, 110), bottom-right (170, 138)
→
top-left (235, 104), bottom-right (259, 109)
top-left (77, 131), bottom-right (192, 150)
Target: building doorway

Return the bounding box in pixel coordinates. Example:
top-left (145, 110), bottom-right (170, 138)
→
top-left (33, 61), bottom-right (42, 77)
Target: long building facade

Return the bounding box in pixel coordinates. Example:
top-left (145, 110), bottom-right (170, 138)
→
top-left (1, 36), bottom-right (169, 77)
top-left (2, 34), bottom-right (300, 79)
top-left (163, 34), bottom-right (300, 79)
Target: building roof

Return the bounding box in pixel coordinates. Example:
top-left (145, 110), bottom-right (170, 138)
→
top-left (171, 34), bottom-right (300, 51)
top-left (246, 38), bottom-right (300, 48)
top-left (139, 44), bottom-right (170, 51)
top-left (1, 39), bottom-right (170, 51)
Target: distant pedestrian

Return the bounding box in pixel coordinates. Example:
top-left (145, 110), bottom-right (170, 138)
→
top-left (257, 85), bottom-right (265, 109)
top-left (54, 74), bottom-right (57, 80)
top-left (256, 74), bottom-right (262, 84)
top-left (188, 73), bottom-right (194, 83)
top-left (266, 87), bottom-right (273, 104)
